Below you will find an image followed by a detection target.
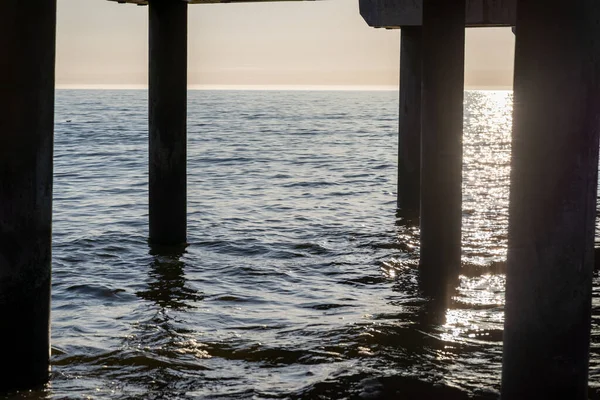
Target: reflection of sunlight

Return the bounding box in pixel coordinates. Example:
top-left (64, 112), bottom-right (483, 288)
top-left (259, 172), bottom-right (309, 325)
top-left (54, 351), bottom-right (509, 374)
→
top-left (486, 90), bottom-right (513, 111)
top-left (434, 347), bottom-right (457, 362)
top-left (437, 273), bottom-right (505, 344)
top-left (380, 257), bottom-right (418, 280)
top-left (461, 90), bottom-right (513, 266)
top-left (174, 338), bottom-right (212, 359)
top-left (440, 309), bottom-right (479, 342)
top-left (380, 261), bottom-right (397, 279)
top-left (457, 274), bottom-right (505, 307)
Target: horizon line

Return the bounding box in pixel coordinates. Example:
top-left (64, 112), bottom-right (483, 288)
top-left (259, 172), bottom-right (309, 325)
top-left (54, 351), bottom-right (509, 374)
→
top-left (55, 83), bottom-right (513, 91)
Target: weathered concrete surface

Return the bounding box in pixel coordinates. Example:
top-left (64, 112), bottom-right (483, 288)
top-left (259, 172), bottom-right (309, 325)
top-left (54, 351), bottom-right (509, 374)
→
top-left (397, 27), bottom-right (421, 214)
top-left (149, 0), bottom-right (187, 245)
top-left (0, 0), bottom-right (56, 392)
top-left (360, 0), bottom-right (515, 28)
top-left (501, 0), bottom-right (600, 398)
top-left (419, 0), bottom-right (464, 294)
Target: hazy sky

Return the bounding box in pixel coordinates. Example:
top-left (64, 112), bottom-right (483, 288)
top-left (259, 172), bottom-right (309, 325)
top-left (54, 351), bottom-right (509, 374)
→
top-left (56, 0), bottom-right (515, 88)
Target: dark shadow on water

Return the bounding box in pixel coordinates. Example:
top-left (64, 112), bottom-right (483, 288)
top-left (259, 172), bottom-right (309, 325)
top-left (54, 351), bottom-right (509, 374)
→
top-left (414, 293), bottom-right (452, 328)
top-left (0, 386), bottom-right (51, 400)
top-left (137, 243), bottom-right (203, 309)
top-left (107, 243), bottom-right (210, 397)
top-left (395, 208), bottom-right (419, 227)
top-left (290, 372), bottom-right (479, 400)
top-left (148, 241), bottom-right (188, 257)
top-left (418, 268), bottom-right (459, 311)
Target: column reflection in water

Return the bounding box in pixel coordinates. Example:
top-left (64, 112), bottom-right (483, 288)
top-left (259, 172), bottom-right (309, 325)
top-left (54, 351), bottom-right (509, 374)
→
top-left (393, 213), bottom-right (457, 324)
top-left (125, 244), bottom-right (207, 393)
top-left (137, 244), bottom-right (202, 309)
top-left (383, 198), bottom-right (506, 392)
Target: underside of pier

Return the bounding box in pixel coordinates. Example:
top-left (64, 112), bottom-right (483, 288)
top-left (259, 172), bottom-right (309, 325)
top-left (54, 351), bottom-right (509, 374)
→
top-left (109, 0), bottom-right (314, 5)
top-left (360, 0), bottom-right (516, 28)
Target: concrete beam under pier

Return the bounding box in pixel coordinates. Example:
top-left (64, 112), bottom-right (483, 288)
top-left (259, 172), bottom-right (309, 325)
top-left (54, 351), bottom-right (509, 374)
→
top-left (360, 0), bottom-right (515, 28)
top-left (501, 0), bottom-right (600, 397)
top-left (0, 0), bottom-right (56, 392)
top-left (109, 0), bottom-right (316, 5)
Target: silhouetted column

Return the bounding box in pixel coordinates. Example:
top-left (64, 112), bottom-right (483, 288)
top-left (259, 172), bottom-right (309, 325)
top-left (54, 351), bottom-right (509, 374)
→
top-left (0, 0), bottom-right (56, 392)
top-left (501, 1), bottom-right (600, 398)
top-left (419, 0), bottom-right (465, 291)
top-left (397, 27), bottom-right (422, 215)
top-left (149, 0), bottom-right (187, 245)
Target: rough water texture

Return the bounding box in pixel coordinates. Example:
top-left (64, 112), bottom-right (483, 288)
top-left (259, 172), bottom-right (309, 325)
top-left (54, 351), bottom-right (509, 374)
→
top-left (4, 90), bottom-right (600, 399)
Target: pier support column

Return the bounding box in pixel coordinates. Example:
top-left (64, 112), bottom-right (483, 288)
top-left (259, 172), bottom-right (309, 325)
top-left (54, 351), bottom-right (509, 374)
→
top-left (0, 1), bottom-right (56, 392)
top-left (501, 1), bottom-right (600, 398)
top-left (419, 0), bottom-right (465, 290)
top-left (149, 0), bottom-right (188, 245)
top-left (397, 27), bottom-right (422, 215)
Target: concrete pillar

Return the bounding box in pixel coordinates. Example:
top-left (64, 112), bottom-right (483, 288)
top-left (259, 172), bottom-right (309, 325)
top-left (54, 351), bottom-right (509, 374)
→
top-left (149, 0), bottom-right (188, 246)
top-left (501, 1), bottom-right (600, 398)
top-left (397, 27), bottom-right (422, 215)
top-left (419, 0), bottom-right (465, 291)
top-left (0, 1), bottom-right (56, 392)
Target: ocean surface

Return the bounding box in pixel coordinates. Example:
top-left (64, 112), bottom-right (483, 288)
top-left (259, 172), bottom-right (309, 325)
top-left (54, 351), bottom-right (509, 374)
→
top-left (5, 89), bottom-right (600, 399)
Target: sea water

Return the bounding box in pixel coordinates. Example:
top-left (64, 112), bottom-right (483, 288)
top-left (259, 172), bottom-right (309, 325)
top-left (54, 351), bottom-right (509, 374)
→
top-left (6, 89), bottom-right (599, 399)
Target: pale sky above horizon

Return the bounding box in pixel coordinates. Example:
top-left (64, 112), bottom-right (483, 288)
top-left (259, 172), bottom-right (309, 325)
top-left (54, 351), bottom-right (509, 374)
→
top-left (56, 0), bottom-right (515, 88)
